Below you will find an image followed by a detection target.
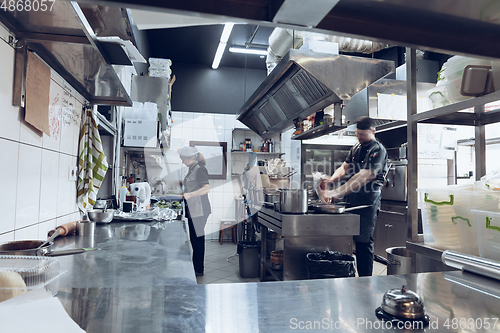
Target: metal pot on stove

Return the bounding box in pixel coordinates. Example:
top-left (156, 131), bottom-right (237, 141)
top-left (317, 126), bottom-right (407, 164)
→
top-left (279, 189), bottom-right (307, 214)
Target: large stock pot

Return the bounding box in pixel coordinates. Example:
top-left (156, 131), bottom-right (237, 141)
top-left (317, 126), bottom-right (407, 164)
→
top-left (279, 189), bottom-right (307, 214)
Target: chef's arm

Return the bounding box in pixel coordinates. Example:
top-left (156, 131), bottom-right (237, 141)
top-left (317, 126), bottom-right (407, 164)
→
top-left (329, 162), bottom-right (350, 183)
top-left (184, 184), bottom-right (210, 199)
top-left (334, 169), bottom-right (376, 198)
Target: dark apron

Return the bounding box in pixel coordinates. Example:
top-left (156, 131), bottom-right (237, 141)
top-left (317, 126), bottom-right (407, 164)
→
top-left (183, 163), bottom-right (211, 219)
top-left (346, 142), bottom-right (383, 243)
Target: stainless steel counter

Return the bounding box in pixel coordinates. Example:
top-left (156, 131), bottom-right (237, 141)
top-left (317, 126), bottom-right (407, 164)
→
top-left (52, 219), bottom-right (500, 332)
top-left (53, 220), bottom-right (197, 289)
top-left (257, 206), bottom-right (360, 237)
top-left (407, 241), bottom-right (458, 274)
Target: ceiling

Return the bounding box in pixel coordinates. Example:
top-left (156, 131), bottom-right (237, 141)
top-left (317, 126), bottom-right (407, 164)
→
top-left (146, 24), bottom-right (274, 70)
top-left (89, 0), bottom-right (500, 60)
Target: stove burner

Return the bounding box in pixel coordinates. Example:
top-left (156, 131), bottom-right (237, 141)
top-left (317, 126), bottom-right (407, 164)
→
top-left (375, 307), bottom-right (430, 329)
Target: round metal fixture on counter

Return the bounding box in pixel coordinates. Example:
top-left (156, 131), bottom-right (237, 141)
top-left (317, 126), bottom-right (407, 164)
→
top-left (375, 285), bottom-right (430, 327)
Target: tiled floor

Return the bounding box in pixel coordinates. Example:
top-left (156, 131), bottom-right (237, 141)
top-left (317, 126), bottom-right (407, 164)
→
top-left (196, 239), bottom-right (387, 284)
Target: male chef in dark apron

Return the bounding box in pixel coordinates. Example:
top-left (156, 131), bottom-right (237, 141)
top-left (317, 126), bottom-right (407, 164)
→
top-left (319, 116), bottom-right (388, 276)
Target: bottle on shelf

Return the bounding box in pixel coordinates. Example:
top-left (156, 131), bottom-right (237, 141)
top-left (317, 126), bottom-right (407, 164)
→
top-left (245, 138), bottom-right (252, 152)
top-left (119, 177), bottom-right (128, 209)
top-left (261, 139), bottom-right (268, 152)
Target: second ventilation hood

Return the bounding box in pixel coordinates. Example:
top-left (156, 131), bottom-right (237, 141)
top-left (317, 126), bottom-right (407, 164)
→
top-left (237, 49), bottom-right (395, 138)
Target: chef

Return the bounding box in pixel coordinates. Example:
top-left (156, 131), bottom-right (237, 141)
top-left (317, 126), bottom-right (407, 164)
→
top-left (178, 146), bottom-right (212, 277)
top-left (319, 116), bottom-right (388, 276)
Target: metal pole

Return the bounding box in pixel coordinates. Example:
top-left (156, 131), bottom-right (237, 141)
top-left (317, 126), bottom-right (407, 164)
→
top-left (406, 48), bottom-right (419, 243)
top-left (475, 105), bottom-right (486, 180)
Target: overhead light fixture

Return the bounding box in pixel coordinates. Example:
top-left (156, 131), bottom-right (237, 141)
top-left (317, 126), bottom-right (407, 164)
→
top-left (228, 47), bottom-right (268, 56)
top-left (212, 23), bottom-right (234, 69)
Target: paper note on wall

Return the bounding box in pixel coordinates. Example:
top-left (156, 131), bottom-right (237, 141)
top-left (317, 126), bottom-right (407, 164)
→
top-left (25, 52), bottom-right (50, 135)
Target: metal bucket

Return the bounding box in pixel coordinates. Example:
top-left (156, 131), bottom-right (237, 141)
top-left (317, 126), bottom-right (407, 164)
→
top-left (386, 247), bottom-right (412, 275)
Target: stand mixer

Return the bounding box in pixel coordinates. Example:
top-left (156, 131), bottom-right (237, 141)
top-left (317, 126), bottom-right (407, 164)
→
top-left (129, 182), bottom-right (151, 211)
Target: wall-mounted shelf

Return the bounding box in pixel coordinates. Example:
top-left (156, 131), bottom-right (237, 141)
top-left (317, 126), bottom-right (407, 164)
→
top-left (411, 90), bottom-right (500, 126)
top-left (404, 48), bottom-right (500, 246)
top-left (96, 111), bottom-right (116, 136)
top-left (375, 120), bottom-right (407, 133)
top-left (231, 151), bottom-right (285, 175)
top-left (231, 151), bottom-right (284, 156)
top-left (291, 123), bottom-right (345, 140)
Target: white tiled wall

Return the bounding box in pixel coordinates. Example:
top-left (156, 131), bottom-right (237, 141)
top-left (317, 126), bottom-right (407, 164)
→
top-left (281, 128), bottom-right (302, 189)
top-left (0, 33), bottom-right (82, 242)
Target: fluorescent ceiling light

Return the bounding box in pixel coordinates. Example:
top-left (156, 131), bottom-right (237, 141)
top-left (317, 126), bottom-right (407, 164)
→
top-left (212, 23), bottom-right (234, 69)
top-left (220, 23), bottom-right (234, 43)
top-left (212, 42), bottom-right (227, 69)
top-left (229, 47), bottom-right (268, 56)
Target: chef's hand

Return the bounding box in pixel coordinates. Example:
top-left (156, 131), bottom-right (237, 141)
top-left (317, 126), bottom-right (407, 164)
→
top-left (319, 177), bottom-right (332, 190)
top-left (329, 190), bottom-right (342, 203)
top-left (318, 189), bottom-right (332, 204)
top-left (182, 193), bottom-right (192, 200)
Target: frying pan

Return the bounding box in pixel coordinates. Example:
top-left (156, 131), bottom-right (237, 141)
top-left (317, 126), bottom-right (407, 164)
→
top-left (312, 203), bottom-right (372, 214)
top-left (0, 240), bottom-right (97, 257)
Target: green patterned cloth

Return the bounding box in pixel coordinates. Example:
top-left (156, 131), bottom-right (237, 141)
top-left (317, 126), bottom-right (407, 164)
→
top-left (77, 107), bottom-right (108, 212)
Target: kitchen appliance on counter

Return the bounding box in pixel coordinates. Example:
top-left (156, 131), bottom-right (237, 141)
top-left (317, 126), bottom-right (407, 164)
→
top-left (129, 182), bottom-right (151, 211)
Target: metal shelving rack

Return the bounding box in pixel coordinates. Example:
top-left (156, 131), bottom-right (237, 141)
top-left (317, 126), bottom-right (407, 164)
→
top-left (405, 48), bottom-right (500, 243)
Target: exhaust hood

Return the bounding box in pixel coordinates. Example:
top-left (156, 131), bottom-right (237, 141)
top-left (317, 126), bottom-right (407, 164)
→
top-left (237, 49), bottom-right (395, 138)
top-left (343, 79), bottom-right (436, 127)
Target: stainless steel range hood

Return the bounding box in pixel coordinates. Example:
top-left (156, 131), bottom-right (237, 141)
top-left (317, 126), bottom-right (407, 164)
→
top-left (237, 49), bottom-right (394, 138)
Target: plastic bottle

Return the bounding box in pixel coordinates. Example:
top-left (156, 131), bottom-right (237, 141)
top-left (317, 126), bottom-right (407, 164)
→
top-left (119, 178), bottom-right (127, 209)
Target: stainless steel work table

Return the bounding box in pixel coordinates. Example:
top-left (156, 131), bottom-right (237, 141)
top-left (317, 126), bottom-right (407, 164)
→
top-left (406, 241), bottom-right (459, 273)
top-left (257, 206), bottom-right (360, 281)
top-left (51, 219), bottom-right (500, 332)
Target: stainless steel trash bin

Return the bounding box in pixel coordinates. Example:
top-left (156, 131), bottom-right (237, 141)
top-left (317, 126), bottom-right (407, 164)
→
top-left (386, 247), bottom-right (412, 275)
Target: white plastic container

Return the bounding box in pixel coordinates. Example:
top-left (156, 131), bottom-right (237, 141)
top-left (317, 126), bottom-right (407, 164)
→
top-left (472, 210), bottom-right (500, 261)
top-left (441, 56), bottom-right (491, 83)
top-left (446, 77), bottom-right (472, 103)
top-left (418, 184), bottom-right (500, 255)
top-left (425, 84), bottom-right (452, 109)
top-left (148, 68), bottom-right (171, 78)
top-left (148, 57), bottom-right (172, 69)
top-left (0, 255), bottom-right (65, 297)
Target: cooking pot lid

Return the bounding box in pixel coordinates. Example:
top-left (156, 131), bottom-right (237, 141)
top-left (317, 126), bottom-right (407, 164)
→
top-left (380, 285), bottom-right (425, 319)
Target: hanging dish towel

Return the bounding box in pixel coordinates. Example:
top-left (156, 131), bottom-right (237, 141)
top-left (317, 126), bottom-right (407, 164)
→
top-left (77, 107), bottom-right (108, 212)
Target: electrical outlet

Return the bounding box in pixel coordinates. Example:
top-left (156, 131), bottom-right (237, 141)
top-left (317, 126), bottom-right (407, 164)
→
top-left (69, 166), bottom-right (78, 181)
